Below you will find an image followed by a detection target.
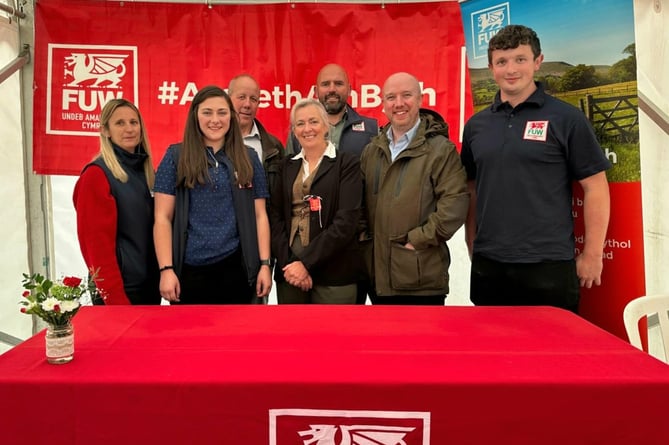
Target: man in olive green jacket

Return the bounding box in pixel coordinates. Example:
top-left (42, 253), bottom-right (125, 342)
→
top-left (360, 72), bottom-right (469, 305)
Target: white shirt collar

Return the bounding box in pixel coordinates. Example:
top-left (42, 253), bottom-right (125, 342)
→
top-left (246, 121), bottom-right (261, 139)
top-left (291, 141), bottom-right (337, 161)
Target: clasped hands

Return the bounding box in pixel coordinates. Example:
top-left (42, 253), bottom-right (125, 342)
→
top-left (282, 260), bottom-right (312, 291)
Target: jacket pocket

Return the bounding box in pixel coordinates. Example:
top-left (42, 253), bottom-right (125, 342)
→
top-left (389, 243), bottom-right (446, 290)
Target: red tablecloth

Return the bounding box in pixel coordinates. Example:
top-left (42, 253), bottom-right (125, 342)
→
top-left (1, 305), bottom-right (668, 444)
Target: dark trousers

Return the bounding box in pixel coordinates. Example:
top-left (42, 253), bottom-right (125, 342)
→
top-left (125, 281), bottom-right (162, 305)
top-left (369, 290), bottom-right (445, 306)
top-left (355, 279), bottom-right (371, 305)
top-left (470, 254), bottom-right (580, 312)
top-left (92, 277), bottom-right (162, 305)
top-left (176, 250), bottom-right (253, 304)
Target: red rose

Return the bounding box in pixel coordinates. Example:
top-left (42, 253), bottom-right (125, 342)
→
top-left (22, 291), bottom-right (30, 297)
top-left (53, 304), bottom-right (61, 313)
top-left (62, 276), bottom-right (82, 288)
top-left (20, 307), bottom-right (26, 313)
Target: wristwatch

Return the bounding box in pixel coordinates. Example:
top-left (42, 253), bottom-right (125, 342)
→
top-left (259, 259), bottom-right (271, 267)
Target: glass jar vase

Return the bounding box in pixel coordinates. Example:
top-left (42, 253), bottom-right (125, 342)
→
top-left (45, 322), bottom-right (74, 364)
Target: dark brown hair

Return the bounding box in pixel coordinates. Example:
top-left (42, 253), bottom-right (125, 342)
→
top-left (488, 25), bottom-right (542, 65)
top-left (178, 85), bottom-right (253, 188)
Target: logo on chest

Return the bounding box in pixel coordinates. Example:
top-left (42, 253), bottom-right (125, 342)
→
top-left (352, 122), bottom-right (366, 132)
top-left (523, 120), bottom-right (549, 142)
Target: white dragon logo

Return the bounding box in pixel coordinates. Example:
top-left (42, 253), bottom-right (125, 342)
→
top-left (299, 424), bottom-right (416, 445)
top-left (64, 53), bottom-right (127, 88)
top-left (477, 9), bottom-right (505, 33)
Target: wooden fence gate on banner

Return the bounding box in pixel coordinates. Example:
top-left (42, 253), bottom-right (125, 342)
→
top-left (581, 93), bottom-right (639, 141)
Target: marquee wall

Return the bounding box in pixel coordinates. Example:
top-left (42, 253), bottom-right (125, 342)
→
top-left (634, 0), bottom-right (669, 295)
top-left (0, 13), bottom-right (31, 347)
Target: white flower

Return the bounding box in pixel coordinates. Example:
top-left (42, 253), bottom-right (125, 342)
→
top-left (40, 297), bottom-right (61, 312)
top-left (59, 299), bottom-right (80, 313)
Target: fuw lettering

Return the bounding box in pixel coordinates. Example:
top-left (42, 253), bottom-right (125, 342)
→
top-left (477, 30), bottom-right (499, 46)
top-left (62, 89), bottom-right (124, 111)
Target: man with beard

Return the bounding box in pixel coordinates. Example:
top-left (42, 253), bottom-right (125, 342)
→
top-left (286, 64), bottom-right (378, 156)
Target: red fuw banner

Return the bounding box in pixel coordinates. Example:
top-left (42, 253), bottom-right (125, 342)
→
top-left (575, 181), bottom-right (646, 340)
top-left (33, 0), bottom-right (472, 175)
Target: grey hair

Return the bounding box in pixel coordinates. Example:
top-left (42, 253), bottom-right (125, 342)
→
top-left (290, 98), bottom-right (330, 130)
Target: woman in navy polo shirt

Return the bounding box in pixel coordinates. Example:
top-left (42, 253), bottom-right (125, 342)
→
top-left (153, 86), bottom-right (272, 304)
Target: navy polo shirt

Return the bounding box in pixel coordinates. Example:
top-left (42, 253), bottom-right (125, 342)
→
top-left (154, 146), bottom-right (268, 266)
top-left (461, 83), bottom-right (611, 263)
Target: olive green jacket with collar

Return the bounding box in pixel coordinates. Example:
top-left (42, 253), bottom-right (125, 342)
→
top-left (360, 111), bottom-right (469, 297)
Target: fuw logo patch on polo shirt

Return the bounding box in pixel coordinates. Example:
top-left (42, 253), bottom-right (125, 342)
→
top-left (523, 120), bottom-right (549, 142)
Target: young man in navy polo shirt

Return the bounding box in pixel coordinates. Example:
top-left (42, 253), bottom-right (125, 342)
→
top-left (461, 25), bottom-right (611, 312)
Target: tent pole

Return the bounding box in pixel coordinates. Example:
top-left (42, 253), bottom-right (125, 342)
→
top-left (0, 2), bottom-right (26, 19)
top-left (0, 44), bottom-right (30, 86)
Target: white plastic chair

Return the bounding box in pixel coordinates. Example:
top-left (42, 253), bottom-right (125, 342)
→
top-left (623, 294), bottom-right (669, 362)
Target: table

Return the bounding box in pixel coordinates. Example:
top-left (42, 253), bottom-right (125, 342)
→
top-left (1, 305), bottom-right (668, 444)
